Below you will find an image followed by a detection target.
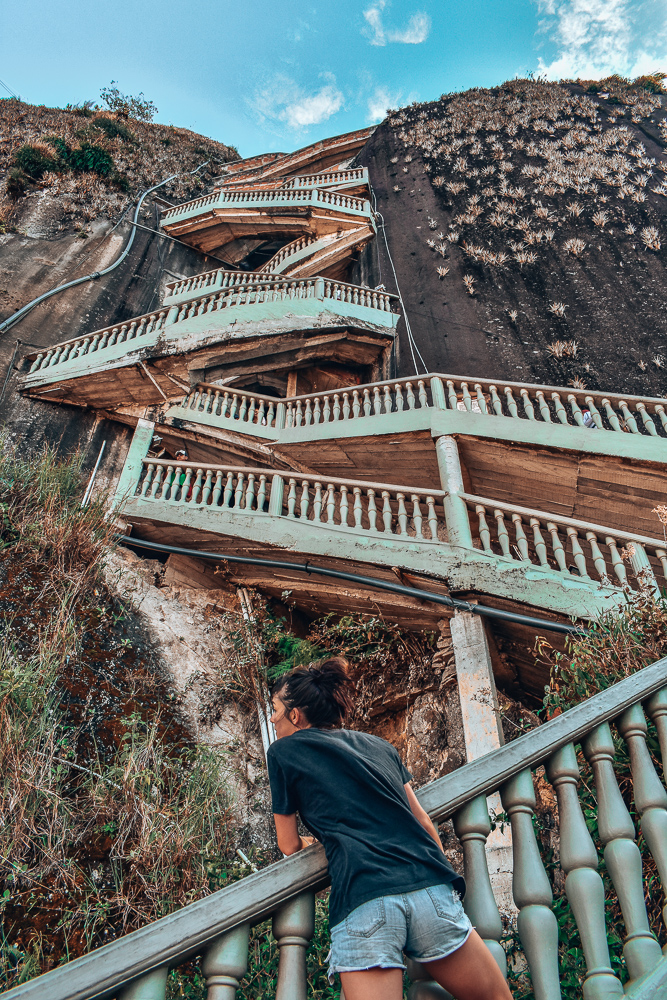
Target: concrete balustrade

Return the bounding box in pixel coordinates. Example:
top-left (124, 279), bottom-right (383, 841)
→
top-left (6, 661), bottom-right (667, 1000)
top-left (161, 184), bottom-right (372, 226)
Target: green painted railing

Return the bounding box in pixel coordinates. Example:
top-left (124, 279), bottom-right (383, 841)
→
top-left (24, 279), bottom-right (399, 380)
top-left (168, 373), bottom-right (667, 445)
top-left (130, 459), bottom-right (666, 595)
top-left (4, 656), bottom-right (667, 1000)
top-left (161, 185), bottom-right (372, 227)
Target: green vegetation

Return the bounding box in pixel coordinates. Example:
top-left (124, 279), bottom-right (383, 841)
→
top-left (93, 116), bottom-right (134, 142)
top-left (12, 143), bottom-right (59, 179)
top-left (100, 81), bottom-right (157, 122)
top-left (0, 445), bottom-right (235, 989)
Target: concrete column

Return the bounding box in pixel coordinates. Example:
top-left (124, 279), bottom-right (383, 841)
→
top-left (451, 611), bottom-right (515, 920)
top-left (434, 436), bottom-right (473, 548)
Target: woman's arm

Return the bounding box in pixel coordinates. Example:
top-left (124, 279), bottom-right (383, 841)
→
top-left (404, 783), bottom-right (444, 851)
top-left (273, 813), bottom-right (315, 855)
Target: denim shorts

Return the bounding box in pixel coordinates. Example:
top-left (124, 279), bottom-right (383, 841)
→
top-left (328, 883), bottom-right (472, 980)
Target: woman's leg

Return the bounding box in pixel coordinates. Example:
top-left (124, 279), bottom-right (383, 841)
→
top-left (424, 930), bottom-right (513, 1000)
top-left (339, 967), bottom-right (404, 1000)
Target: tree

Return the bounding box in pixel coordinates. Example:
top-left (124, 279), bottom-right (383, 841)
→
top-left (99, 81), bottom-right (157, 122)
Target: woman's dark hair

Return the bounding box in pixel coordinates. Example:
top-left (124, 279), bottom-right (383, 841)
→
top-left (273, 656), bottom-right (354, 728)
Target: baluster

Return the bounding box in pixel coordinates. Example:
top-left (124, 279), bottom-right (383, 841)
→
top-left (304, 400), bottom-right (313, 426)
top-left (140, 464), bottom-right (155, 497)
top-left (520, 389), bottom-right (535, 420)
top-left (320, 396), bottom-right (330, 422)
top-left (585, 532), bottom-right (609, 582)
top-left (411, 495), bottom-right (423, 538)
top-left (551, 392), bottom-right (569, 424)
top-left (29, 353), bottom-right (43, 373)
top-left (299, 481), bottom-right (310, 519)
top-left (256, 399), bottom-right (265, 425)
top-left (333, 394), bottom-right (341, 421)
top-left (256, 474), bottom-right (268, 512)
top-left (656, 548), bottom-right (667, 587)
top-left (180, 467), bottom-right (193, 504)
top-left (568, 394), bottom-right (585, 426)
top-left (373, 386), bottom-right (382, 414)
top-left (487, 511), bottom-right (508, 557)
top-left (418, 380), bottom-right (429, 408)
top-left (150, 465), bottom-right (165, 499)
top-left (352, 486), bottom-right (364, 530)
top-left (287, 479), bottom-right (297, 518)
top-left (536, 390), bottom-right (552, 422)
top-left (546, 744), bottom-right (624, 999)
top-left (382, 491), bottom-right (392, 533)
top-left (396, 384), bottom-right (405, 411)
top-left (489, 384), bottom-right (503, 416)
top-left (461, 382), bottom-right (473, 412)
top-left (504, 387), bottom-right (518, 418)
top-left (619, 401), bottom-right (639, 434)
top-left (163, 466), bottom-right (176, 501)
top-left (584, 396), bottom-right (604, 429)
top-left (201, 923), bottom-right (250, 1000)
top-left (605, 536), bottom-right (627, 587)
top-left (474, 383), bottom-right (489, 414)
top-left (530, 517), bottom-right (549, 567)
top-left (234, 473), bottom-right (245, 510)
top-left (426, 497), bottom-right (439, 541)
top-left (118, 966), bottom-right (169, 1000)
top-left (383, 384), bottom-right (393, 413)
top-left (202, 469), bottom-right (214, 505)
top-left (547, 522), bottom-right (568, 572)
top-left (247, 396), bottom-right (257, 424)
top-left (267, 401), bottom-right (275, 427)
top-left (582, 724), bottom-right (662, 982)
top-left (453, 797), bottom-right (506, 975)
top-left (313, 482), bottom-right (323, 522)
top-left (340, 485), bottom-right (349, 526)
top-left (222, 472), bottom-right (234, 508)
top-left (476, 505), bottom-right (492, 552)
top-left (220, 392), bottom-right (231, 418)
top-left (313, 398), bottom-right (321, 424)
top-left (367, 489), bottom-right (378, 532)
top-left (352, 391), bottom-right (361, 418)
top-left (566, 527), bottom-right (589, 577)
top-left (655, 404), bottom-right (667, 433)
top-left (326, 484), bottom-right (336, 525)
top-left (406, 382), bottom-right (416, 409)
top-left (363, 388), bottom-right (372, 416)
top-left (230, 394), bottom-right (239, 420)
top-left (617, 705), bottom-right (667, 926)
top-left (190, 468), bottom-right (204, 504)
top-left (500, 770), bottom-right (561, 1000)
top-left (646, 689), bottom-right (667, 778)
top-left (396, 493), bottom-right (408, 534)
top-left (601, 398), bottom-right (622, 432)
top-left (244, 473), bottom-right (256, 510)
top-left (212, 471), bottom-right (224, 506)
top-left (342, 393), bottom-right (351, 419)
top-left (273, 893), bottom-right (315, 1000)
top-left (295, 401), bottom-right (303, 427)
top-left (628, 542), bottom-right (659, 594)
top-left (446, 380), bottom-right (459, 410)
top-left (512, 514), bottom-right (530, 560)
top-left (407, 959), bottom-right (453, 1000)
top-left (635, 403), bottom-right (657, 436)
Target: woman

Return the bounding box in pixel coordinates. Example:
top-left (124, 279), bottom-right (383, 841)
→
top-left (267, 657), bottom-right (512, 1000)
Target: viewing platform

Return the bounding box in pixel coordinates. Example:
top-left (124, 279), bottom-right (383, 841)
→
top-left (22, 278), bottom-right (400, 409)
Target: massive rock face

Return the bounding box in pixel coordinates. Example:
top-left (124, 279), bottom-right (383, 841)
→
top-left (354, 80), bottom-right (667, 397)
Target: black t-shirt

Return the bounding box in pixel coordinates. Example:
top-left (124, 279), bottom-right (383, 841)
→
top-left (267, 728), bottom-right (465, 928)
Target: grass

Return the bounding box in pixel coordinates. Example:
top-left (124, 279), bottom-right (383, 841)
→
top-left (0, 443), bottom-right (237, 988)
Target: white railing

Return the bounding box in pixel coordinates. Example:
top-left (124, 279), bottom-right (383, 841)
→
top-left (130, 460), bottom-right (665, 592)
top-left (464, 494), bottom-right (667, 593)
top-left (281, 167), bottom-right (368, 190)
top-left (26, 280), bottom-right (399, 376)
top-left (161, 186), bottom-right (371, 224)
top-left (256, 235), bottom-right (317, 273)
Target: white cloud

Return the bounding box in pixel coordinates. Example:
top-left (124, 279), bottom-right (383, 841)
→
top-left (363, 0), bottom-right (431, 46)
top-left (366, 85), bottom-right (402, 122)
top-left (534, 0), bottom-right (667, 79)
top-left (250, 73), bottom-right (344, 132)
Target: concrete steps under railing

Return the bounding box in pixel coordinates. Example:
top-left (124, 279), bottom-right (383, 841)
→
top-left (5, 654), bottom-right (667, 1000)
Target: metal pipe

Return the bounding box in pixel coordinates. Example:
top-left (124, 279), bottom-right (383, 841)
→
top-left (116, 535), bottom-right (587, 637)
top-left (0, 162), bottom-right (213, 337)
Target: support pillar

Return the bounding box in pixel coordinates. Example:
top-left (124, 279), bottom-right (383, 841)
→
top-left (113, 418), bottom-right (155, 507)
top-left (451, 611), bottom-right (515, 919)
top-left (434, 436), bottom-right (473, 548)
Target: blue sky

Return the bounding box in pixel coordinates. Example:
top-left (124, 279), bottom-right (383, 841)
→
top-left (2, 0), bottom-right (667, 157)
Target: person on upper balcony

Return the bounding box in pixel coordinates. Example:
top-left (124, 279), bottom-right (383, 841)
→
top-left (267, 657), bottom-right (513, 1000)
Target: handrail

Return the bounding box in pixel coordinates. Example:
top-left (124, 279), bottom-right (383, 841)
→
top-left (5, 654), bottom-right (667, 999)
top-left (161, 186), bottom-right (371, 223)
